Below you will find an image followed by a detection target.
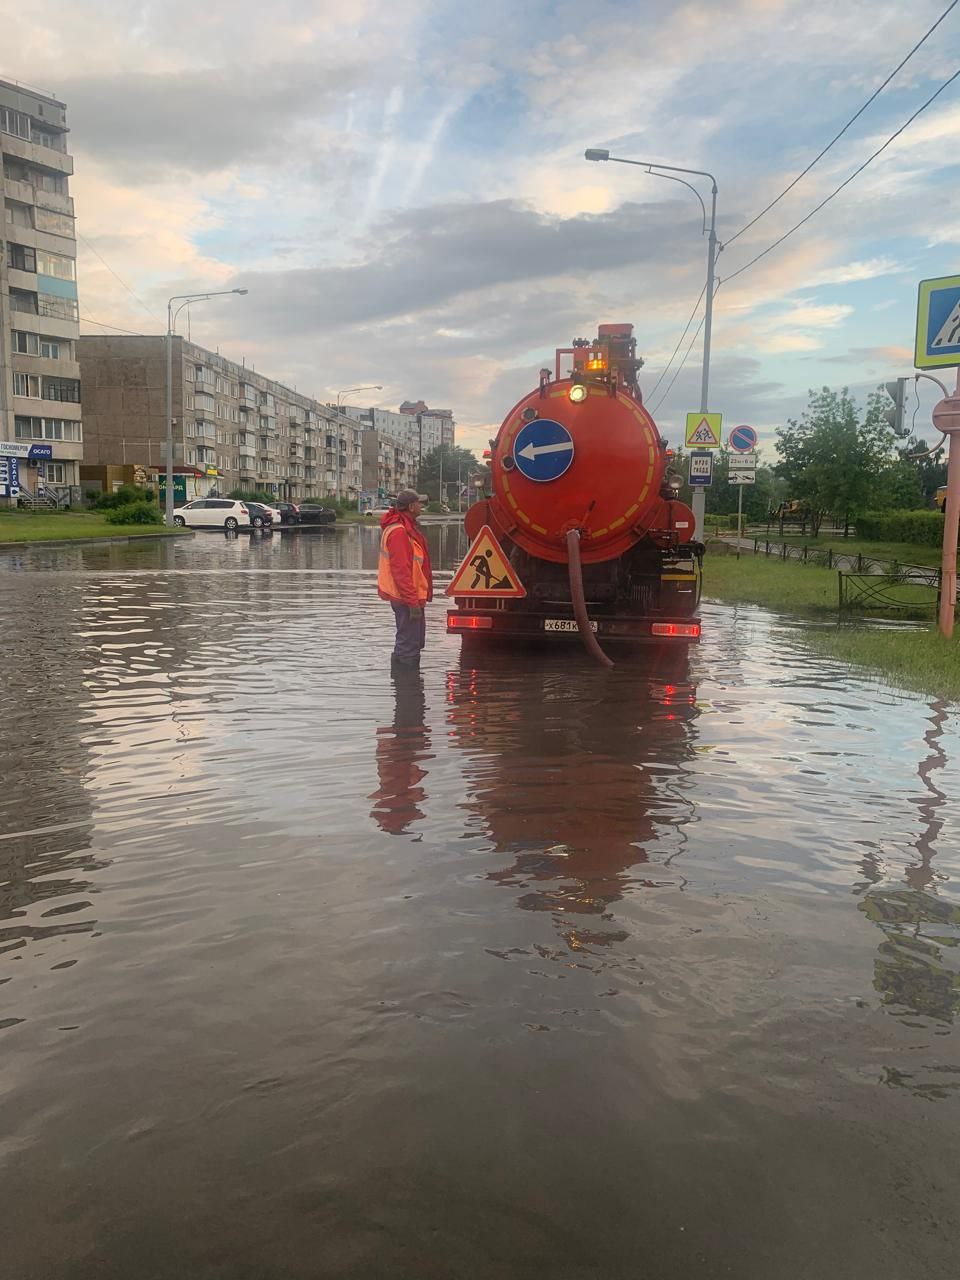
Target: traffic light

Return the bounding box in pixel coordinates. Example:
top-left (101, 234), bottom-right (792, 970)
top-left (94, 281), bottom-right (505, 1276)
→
top-left (884, 377), bottom-right (908, 434)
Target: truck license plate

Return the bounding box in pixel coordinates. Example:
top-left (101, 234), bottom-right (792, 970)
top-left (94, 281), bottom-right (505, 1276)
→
top-left (544, 619), bottom-right (596, 632)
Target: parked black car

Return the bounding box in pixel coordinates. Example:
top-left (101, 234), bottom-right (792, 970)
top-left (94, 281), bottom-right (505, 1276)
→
top-left (245, 502), bottom-right (275, 530)
top-left (273, 501), bottom-right (301, 525)
top-left (298, 505), bottom-right (337, 526)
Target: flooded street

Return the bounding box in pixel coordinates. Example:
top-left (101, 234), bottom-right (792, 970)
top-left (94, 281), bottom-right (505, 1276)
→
top-left (2, 525), bottom-right (960, 1279)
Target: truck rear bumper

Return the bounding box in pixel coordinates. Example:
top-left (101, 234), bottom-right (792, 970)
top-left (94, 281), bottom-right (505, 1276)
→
top-left (446, 608), bottom-right (700, 643)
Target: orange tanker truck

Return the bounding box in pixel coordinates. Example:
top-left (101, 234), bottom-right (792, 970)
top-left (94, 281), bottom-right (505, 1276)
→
top-left (446, 324), bottom-right (703, 665)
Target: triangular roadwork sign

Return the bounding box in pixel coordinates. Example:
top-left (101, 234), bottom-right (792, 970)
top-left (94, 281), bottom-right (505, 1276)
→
top-left (685, 411), bottom-right (722, 448)
top-left (446, 525), bottom-right (526, 598)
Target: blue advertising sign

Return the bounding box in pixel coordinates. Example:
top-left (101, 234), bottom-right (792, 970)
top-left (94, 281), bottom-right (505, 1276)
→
top-left (29, 444), bottom-right (53, 460)
top-left (512, 418), bottom-right (575, 483)
top-left (0, 456), bottom-right (20, 498)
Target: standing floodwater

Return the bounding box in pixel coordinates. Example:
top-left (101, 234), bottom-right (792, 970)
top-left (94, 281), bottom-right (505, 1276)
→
top-left (2, 526), bottom-right (960, 1279)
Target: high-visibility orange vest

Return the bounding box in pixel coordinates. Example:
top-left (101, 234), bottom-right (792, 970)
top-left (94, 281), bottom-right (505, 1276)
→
top-left (378, 522), bottom-right (429, 603)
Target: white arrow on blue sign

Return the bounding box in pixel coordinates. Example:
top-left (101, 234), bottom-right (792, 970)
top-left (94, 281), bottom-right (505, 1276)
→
top-left (512, 418), bottom-right (575, 482)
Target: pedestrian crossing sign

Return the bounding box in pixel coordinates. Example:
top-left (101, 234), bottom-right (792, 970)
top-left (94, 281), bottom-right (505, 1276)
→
top-left (685, 412), bottom-right (722, 448)
top-left (916, 274), bottom-right (960, 369)
top-left (446, 525), bottom-right (526, 598)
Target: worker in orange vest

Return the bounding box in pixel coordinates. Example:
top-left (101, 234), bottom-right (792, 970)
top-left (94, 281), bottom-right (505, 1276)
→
top-left (378, 489), bottom-right (433, 667)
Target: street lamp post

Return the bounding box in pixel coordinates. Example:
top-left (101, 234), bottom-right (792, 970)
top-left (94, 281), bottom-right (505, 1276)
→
top-left (335, 385), bottom-right (382, 503)
top-left (165, 288), bottom-right (247, 526)
top-left (585, 148), bottom-right (719, 540)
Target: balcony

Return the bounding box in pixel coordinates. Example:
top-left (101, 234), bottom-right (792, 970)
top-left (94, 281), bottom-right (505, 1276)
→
top-left (1, 132), bottom-right (73, 174)
top-left (2, 178), bottom-right (74, 216)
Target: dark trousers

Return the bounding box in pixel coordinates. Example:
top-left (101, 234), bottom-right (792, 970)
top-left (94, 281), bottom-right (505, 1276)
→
top-left (391, 603), bottom-right (426, 662)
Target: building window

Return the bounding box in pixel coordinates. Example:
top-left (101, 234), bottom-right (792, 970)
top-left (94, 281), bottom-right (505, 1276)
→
top-left (36, 249), bottom-right (76, 281)
top-left (13, 372), bottom-right (41, 398)
top-left (42, 376), bottom-right (81, 403)
top-left (12, 330), bottom-right (40, 356)
top-left (184, 365), bottom-right (195, 382)
top-left (38, 294), bottom-right (78, 322)
top-left (6, 243), bottom-right (37, 273)
top-left (43, 463), bottom-right (67, 484)
top-left (34, 207), bottom-right (74, 237)
top-left (5, 201), bottom-right (32, 229)
top-left (1, 107), bottom-right (31, 139)
top-left (40, 338), bottom-right (69, 359)
top-left (14, 416), bottom-right (81, 442)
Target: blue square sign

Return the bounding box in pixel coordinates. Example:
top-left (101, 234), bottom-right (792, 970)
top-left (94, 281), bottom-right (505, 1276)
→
top-left (688, 450), bottom-right (713, 487)
top-left (916, 274), bottom-right (960, 368)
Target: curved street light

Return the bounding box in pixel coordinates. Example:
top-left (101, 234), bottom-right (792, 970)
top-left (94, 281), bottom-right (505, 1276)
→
top-left (585, 148), bottom-right (719, 538)
top-left (165, 288), bottom-right (248, 525)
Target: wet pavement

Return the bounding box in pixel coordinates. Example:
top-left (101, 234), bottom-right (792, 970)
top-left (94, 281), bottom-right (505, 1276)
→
top-left (2, 525), bottom-right (960, 1279)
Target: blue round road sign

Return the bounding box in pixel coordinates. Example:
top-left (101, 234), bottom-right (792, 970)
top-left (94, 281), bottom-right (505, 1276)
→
top-left (512, 418), bottom-right (575, 482)
top-left (729, 425), bottom-right (758, 452)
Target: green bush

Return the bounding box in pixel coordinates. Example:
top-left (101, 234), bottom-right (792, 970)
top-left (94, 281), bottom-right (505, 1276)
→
top-left (104, 501), bottom-right (163, 526)
top-left (90, 483), bottom-right (146, 511)
top-left (856, 510), bottom-right (946, 546)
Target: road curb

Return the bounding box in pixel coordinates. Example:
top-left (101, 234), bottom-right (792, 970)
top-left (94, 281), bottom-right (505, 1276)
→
top-left (0, 531), bottom-right (194, 551)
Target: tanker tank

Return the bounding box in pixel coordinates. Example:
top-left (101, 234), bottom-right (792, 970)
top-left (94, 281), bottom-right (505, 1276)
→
top-left (446, 323), bottom-right (704, 663)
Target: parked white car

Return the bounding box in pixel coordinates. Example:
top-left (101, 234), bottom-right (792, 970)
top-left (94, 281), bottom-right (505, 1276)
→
top-left (174, 498), bottom-right (251, 530)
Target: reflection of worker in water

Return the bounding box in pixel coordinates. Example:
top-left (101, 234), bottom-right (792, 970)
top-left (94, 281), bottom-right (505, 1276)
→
top-left (469, 548), bottom-right (512, 591)
top-left (369, 667), bottom-right (432, 836)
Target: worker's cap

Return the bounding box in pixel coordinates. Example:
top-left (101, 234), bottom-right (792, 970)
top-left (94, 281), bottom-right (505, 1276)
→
top-left (394, 489), bottom-right (421, 510)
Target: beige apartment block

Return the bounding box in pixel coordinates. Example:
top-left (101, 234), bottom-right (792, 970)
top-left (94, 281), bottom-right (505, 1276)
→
top-left (77, 335), bottom-right (365, 502)
top-left (1, 78), bottom-right (82, 502)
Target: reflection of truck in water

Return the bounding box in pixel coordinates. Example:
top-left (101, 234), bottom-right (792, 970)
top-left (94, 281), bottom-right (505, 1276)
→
top-left (446, 324), bottom-right (702, 661)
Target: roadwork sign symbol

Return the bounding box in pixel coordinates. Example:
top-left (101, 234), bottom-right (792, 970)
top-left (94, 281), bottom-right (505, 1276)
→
top-left (685, 412), bottom-right (722, 448)
top-left (916, 274), bottom-right (960, 369)
top-left (446, 525), bottom-right (527, 598)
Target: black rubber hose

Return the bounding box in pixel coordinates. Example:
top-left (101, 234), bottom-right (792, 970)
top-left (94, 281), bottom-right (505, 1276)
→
top-left (566, 529), bottom-right (614, 668)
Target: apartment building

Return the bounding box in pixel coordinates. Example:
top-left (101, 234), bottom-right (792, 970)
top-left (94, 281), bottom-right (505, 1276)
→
top-left (359, 426), bottom-right (420, 497)
top-left (0, 79), bottom-right (82, 502)
top-left (77, 336), bottom-right (364, 501)
top-left (344, 400), bottom-right (456, 462)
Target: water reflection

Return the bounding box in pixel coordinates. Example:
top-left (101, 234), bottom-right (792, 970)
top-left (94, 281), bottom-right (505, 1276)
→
top-left (445, 651), bottom-right (699, 947)
top-left (369, 669), bottom-right (432, 835)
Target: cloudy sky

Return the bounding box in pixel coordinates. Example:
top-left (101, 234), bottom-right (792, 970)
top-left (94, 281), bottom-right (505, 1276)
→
top-left (5, 0), bottom-right (960, 454)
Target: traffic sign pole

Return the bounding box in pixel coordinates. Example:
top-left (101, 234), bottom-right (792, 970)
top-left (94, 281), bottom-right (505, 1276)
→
top-left (925, 367), bottom-right (960, 638)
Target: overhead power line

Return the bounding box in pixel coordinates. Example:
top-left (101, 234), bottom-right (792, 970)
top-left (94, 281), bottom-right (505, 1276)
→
top-left (651, 313), bottom-right (706, 415)
top-left (80, 315), bottom-right (149, 335)
top-left (78, 233), bottom-right (162, 323)
top-left (647, 283), bottom-right (707, 400)
top-left (722, 65), bottom-right (960, 285)
top-left (726, 0), bottom-right (960, 248)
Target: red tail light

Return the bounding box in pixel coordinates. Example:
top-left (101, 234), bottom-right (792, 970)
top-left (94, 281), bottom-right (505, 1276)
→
top-left (447, 614), bottom-right (494, 630)
top-left (652, 622), bottom-right (700, 638)
top-left (239, 504), bottom-right (248, 514)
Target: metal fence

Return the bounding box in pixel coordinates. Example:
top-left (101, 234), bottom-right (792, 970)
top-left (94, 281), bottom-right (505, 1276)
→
top-left (748, 536), bottom-right (939, 582)
top-left (838, 570), bottom-right (941, 618)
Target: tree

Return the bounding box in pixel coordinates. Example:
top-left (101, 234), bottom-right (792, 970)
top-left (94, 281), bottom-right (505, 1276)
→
top-left (774, 387), bottom-right (897, 534)
top-left (417, 445), bottom-right (482, 503)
